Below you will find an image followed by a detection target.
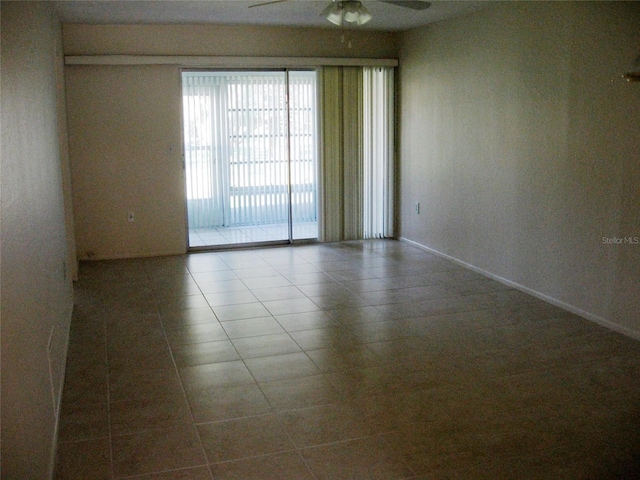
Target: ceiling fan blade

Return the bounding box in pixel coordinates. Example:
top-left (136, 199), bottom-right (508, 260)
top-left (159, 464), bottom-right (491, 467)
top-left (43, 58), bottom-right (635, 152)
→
top-left (248, 0), bottom-right (289, 8)
top-left (378, 0), bottom-right (431, 10)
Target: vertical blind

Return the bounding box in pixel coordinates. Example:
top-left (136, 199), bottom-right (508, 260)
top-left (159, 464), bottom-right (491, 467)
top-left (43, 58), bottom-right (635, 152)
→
top-left (182, 71), bottom-right (317, 230)
top-left (342, 67), bottom-right (364, 241)
top-left (288, 72), bottom-right (320, 228)
top-left (183, 67), bottom-right (393, 241)
top-left (363, 67), bottom-right (394, 239)
top-left (320, 66), bottom-right (395, 242)
top-left (318, 67), bottom-right (344, 242)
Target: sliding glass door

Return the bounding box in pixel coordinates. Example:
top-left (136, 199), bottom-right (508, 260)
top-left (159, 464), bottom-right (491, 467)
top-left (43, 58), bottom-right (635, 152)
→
top-left (182, 70), bottom-right (318, 248)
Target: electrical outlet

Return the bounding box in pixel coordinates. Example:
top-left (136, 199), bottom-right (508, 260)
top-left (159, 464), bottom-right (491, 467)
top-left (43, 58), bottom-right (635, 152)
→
top-left (127, 211), bottom-right (135, 222)
top-left (415, 202), bottom-right (420, 214)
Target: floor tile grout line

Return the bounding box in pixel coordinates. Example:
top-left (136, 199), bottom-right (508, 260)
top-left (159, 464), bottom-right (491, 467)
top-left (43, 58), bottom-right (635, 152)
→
top-left (102, 308), bottom-right (116, 480)
top-left (212, 260), bottom-right (331, 375)
top-left (220, 255), bottom-right (338, 418)
top-left (209, 446), bottom-right (320, 479)
top-left (294, 449), bottom-right (322, 480)
top-left (148, 263), bottom-right (217, 479)
top-left (181, 253), bottom-right (304, 478)
top-left (113, 464), bottom-right (212, 480)
top-left (205, 446), bottom-right (299, 464)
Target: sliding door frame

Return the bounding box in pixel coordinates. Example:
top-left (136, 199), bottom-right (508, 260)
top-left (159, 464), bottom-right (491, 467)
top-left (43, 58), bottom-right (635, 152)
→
top-left (182, 68), bottom-right (320, 251)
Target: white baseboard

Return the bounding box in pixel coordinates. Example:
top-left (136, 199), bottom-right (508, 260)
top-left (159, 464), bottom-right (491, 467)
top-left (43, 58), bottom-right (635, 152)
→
top-left (399, 237), bottom-right (640, 342)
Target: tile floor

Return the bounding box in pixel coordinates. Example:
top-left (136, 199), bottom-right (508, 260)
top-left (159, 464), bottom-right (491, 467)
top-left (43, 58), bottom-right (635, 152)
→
top-left (188, 222), bottom-right (318, 247)
top-left (55, 240), bottom-right (640, 479)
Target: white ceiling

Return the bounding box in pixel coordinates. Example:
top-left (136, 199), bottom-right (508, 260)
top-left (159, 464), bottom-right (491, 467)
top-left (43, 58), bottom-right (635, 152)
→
top-left (55, 0), bottom-right (490, 32)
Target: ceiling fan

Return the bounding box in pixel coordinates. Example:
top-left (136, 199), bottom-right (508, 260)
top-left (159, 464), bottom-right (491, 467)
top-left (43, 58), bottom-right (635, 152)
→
top-left (249, 0), bottom-right (431, 26)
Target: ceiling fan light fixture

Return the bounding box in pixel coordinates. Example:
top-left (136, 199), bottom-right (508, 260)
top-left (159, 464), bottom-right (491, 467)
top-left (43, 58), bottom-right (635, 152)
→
top-left (355, 7), bottom-right (372, 25)
top-left (323, 1), bottom-right (372, 27)
top-left (322, 2), bottom-right (344, 26)
top-left (344, 1), bottom-right (372, 25)
top-left (356, 11), bottom-right (373, 26)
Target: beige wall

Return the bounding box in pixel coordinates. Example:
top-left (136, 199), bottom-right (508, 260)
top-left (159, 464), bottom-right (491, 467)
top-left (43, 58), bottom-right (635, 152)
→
top-left (62, 23), bottom-right (399, 58)
top-left (1, 2), bottom-right (75, 477)
top-left (66, 64), bottom-right (186, 259)
top-left (64, 24), bottom-right (399, 260)
top-left (398, 2), bottom-right (640, 337)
